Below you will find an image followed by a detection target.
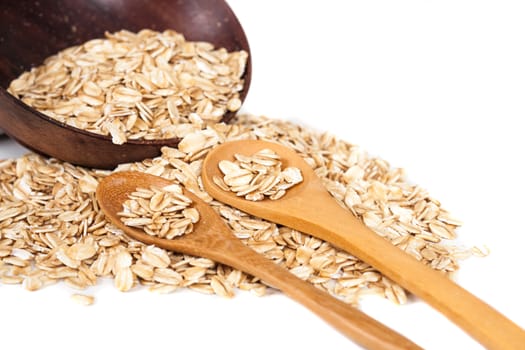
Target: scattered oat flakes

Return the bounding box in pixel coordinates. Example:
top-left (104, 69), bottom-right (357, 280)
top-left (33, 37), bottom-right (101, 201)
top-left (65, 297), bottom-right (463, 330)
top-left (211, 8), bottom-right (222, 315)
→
top-left (0, 114), bottom-right (481, 305)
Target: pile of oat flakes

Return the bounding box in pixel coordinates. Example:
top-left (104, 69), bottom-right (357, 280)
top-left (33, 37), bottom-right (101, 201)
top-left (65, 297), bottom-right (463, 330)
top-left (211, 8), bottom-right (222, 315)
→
top-left (7, 29), bottom-right (247, 145)
top-left (0, 114), bottom-right (483, 305)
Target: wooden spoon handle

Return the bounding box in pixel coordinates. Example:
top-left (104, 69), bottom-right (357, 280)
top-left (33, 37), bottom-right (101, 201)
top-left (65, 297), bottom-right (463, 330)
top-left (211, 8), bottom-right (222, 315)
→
top-left (212, 237), bottom-right (421, 350)
top-left (287, 194), bottom-right (525, 350)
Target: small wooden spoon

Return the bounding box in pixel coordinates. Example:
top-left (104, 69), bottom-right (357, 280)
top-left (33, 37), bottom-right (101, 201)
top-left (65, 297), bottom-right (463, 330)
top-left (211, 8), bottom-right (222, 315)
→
top-left (96, 171), bottom-right (421, 350)
top-left (201, 139), bottom-right (525, 350)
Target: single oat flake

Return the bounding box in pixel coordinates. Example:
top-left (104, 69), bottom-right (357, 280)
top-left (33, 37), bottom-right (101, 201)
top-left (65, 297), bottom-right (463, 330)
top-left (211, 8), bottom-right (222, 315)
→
top-left (71, 293), bottom-right (95, 306)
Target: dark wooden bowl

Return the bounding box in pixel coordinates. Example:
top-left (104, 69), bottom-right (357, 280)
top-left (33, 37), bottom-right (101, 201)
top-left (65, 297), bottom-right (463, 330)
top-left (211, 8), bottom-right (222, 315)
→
top-left (0, 0), bottom-right (251, 169)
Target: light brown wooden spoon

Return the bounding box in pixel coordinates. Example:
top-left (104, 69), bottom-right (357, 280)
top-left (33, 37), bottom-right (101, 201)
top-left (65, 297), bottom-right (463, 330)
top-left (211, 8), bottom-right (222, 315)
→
top-left (96, 171), bottom-right (421, 350)
top-left (201, 139), bottom-right (525, 350)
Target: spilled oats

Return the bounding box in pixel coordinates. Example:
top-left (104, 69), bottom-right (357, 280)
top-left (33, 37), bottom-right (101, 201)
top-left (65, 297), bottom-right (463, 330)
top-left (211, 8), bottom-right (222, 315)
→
top-left (0, 114), bottom-right (481, 306)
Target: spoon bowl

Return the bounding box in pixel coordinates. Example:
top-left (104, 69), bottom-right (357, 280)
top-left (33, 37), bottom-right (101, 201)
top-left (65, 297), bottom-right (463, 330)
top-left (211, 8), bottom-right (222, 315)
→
top-left (201, 139), bottom-right (525, 350)
top-left (0, 0), bottom-right (251, 169)
top-left (96, 171), bottom-right (422, 350)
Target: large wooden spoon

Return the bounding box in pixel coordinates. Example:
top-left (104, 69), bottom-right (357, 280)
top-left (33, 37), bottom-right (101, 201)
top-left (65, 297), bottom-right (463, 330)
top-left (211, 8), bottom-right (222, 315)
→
top-left (201, 139), bottom-right (525, 350)
top-left (96, 171), bottom-right (421, 350)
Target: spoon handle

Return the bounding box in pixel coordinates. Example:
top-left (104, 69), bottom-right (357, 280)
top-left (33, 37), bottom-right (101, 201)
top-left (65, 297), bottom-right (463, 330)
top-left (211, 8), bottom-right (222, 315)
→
top-left (210, 236), bottom-right (421, 350)
top-left (284, 193), bottom-right (525, 349)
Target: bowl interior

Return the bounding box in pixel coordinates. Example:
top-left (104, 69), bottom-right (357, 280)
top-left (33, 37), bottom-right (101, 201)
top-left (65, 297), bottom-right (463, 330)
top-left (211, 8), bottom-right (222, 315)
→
top-left (0, 0), bottom-right (251, 169)
top-left (0, 0), bottom-right (251, 92)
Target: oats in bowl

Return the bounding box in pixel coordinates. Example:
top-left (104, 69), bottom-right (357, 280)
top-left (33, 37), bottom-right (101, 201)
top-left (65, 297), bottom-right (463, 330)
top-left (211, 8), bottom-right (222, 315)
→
top-left (7, 29), bottom-right (248, 145)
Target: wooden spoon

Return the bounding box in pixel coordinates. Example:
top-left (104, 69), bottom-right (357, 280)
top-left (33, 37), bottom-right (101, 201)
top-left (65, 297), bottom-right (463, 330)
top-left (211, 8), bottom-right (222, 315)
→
top-left (96, 171), bottom-right (421, 350)
top-left (201, 139), bottom-right (525, 350)
top-left (0, 0), bottom-right (251, 169)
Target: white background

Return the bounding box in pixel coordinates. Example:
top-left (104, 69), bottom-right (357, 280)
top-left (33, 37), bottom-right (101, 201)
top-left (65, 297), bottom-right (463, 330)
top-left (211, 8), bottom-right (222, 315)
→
top-left (1, 1), bottom-right (524, 349)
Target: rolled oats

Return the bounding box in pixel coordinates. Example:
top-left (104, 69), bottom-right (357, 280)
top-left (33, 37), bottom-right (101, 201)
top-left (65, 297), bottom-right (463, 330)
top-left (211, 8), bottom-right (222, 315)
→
top-left (7, 29), bottom-right (248, 144)
top-left (214, 148), bottom-right (303, 201)
top-left (71, 293), bottom-right (95, 306)
top-left (0, 114), bottom-right (480, 305)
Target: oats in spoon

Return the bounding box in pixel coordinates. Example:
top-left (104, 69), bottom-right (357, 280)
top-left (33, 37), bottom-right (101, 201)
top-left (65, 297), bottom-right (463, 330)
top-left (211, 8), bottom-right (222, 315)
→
top-left (118, 184), bottom-right (199, 238)
top-left (213, 148), bottom-right (303, 201)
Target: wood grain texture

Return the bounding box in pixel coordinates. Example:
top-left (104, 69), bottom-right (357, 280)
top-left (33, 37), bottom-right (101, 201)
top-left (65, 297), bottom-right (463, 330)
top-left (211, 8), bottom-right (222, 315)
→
top-left (201, 139), bottom-right (525, 350)
top-left (0, 0), bottom-right (251, 169)
top-left (96, 171), bottom-right (422, 350)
